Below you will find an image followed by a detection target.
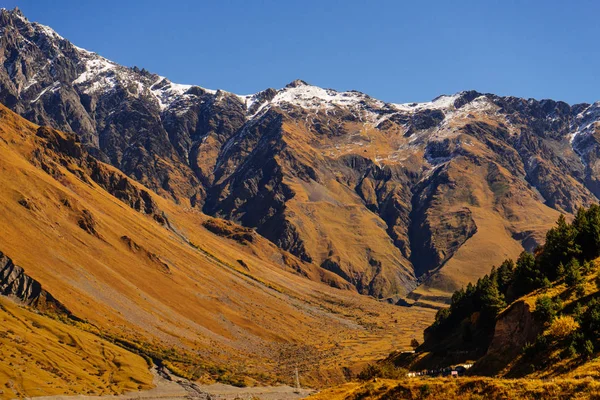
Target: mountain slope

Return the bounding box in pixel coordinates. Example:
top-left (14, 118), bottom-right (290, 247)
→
top-left (0, 102), bottom-right (435, 391)
top-left (1, 8), bottom-right (599, 301)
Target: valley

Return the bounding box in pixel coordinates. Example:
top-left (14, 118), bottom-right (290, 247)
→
top-left (0, 100), bottom-right (434, 397)
top-left (0, 6), bottom-right (599, 399)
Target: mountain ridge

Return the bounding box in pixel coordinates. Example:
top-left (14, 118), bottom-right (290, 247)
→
top-left (2, 8), bottom-right (592, 122)
top-left (1, 7), bottom-right (600, 301)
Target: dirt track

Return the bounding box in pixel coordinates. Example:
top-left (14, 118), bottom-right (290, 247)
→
top-left (28, 367), bottom-right (315, 400)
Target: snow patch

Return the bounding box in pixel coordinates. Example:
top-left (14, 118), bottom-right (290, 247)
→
top-left (150, 77), bottom-right (216, 111)
top-left (30, 81), bottom-right (60, 103)
top-left (570, 103), bottom-right (600, 146)
top-left (32, 22), bottom-right (64, 41)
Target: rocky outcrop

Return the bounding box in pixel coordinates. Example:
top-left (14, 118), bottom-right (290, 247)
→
top-left (409, 165), bottom-right (478, 276)
top-left (0, 251), bottom-right (68, 313)
top-left (78, 209), bottom-right (100, 236)
top-left (120, 236), bottom-right (171, 273)
top-left (472, 300), bottom-right (541, 375)
top-left (202, 218), bottom-right (254, 245)
top-left (490, 301), bottom-right (538, 354)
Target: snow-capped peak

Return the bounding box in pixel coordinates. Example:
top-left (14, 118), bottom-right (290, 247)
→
top-left (273, 81), bottom-right (383, 109)
top-left (392, 93), bottom-right (461, 112)
top-left (244, 79), bottom-right (390, 120)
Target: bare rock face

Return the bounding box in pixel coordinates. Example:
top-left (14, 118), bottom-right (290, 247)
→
top-left (489, 301), bottom-right (539, 355)
top-left (1, 8), bottom-right (600, 299)
top-left (0, 251), bottom-right (69, 313)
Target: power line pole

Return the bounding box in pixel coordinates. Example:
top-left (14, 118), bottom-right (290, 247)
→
top-left (294, 365), bottom-right (300, 393)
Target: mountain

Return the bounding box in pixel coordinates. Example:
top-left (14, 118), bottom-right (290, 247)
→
top-left (0, 100), bottom-right (436, 396)
top-left (1, 7), bottom-right (600, 304)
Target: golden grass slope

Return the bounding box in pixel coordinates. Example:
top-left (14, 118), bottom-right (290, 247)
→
top-left (0, 104), bottom-right (435, 388)
top-left (0, 297), bottom-right (152, 399)
top-left (308, 377), bottom-right (600, 400)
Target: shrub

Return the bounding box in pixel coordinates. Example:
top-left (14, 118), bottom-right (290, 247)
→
top-left (522, 341), bottom-right (534, 357)
top-left (547, 315), bottom-right (579, 339)
top-left (357, 363), bottom-right (407, 381)
top-left (576, 283), bottom-right (586, 297)
top-left (582, 261), bottom-right (594, 274)
top-left (580, 298), bottom-right (600, 338)
top-left (566, 343), bottom-right (579, 358)
top-left (523, 334), bottom-right (548, 359)
top-left (572, 303), bottom-right (584, 320)
top-left (357, 364), bottom-right (380, 381)
top-left (568, 331), bottom-right (590, 358)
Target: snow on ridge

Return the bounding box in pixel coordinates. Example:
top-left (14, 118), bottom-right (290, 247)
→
top-left (72, 52), bottom-right (120, 94)
top-left (151, 77), bottom-right (193, 110)
top-left (236, 93), bottom-right (258, 110)
top-left (11, 12), bottom-right (214, 110)
top-left (456, 95), bottom-right (496, 113)
top-left (242, 83), bottom-right (479, 123)
top-left (73, 57), bottom-right (117, 84)
top-left (392, 93), bottom-right (461, 112)
top-left (241, 81), bottom-right (394, 121)
top-left (271, 83), bottom-right (383, 110)
top-left (150, 77), bottom-right (219, 111)
top-left (72, 44), bottom-right (97, 56)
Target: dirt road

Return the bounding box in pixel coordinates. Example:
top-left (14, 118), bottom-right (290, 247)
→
top-left (28, 367), bottom-right (315, 400)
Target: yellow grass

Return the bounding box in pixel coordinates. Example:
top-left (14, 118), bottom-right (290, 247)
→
top-left (309, 377), bottom-right (600, 400)
top-left (0, 298), bottom-right (152, 399)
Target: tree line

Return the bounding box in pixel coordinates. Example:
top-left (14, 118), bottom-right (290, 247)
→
top-left (426, 205), bottom-right (600, 359)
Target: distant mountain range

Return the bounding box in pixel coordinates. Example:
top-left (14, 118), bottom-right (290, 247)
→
top-left (1, 7), bottom-right (599, 304)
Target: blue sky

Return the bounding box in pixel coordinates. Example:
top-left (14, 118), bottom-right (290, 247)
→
top-left (4, 0), bottom-right (599, 104)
